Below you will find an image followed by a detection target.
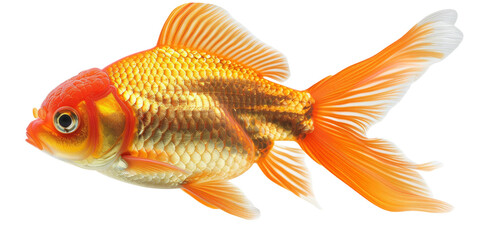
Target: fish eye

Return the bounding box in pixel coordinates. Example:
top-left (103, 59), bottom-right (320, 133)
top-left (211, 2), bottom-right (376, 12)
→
top-left (54, 108), bottom-right (79, 134)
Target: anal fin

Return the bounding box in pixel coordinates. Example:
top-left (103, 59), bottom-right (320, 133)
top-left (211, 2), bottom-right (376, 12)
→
top-left (182, 181), bottom-right (260, 219)
top-left (257, 145), bottom-right (317, 206)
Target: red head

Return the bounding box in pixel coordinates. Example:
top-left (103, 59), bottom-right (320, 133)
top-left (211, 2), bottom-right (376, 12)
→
top-left (26, 68), bottom-right (133, 169)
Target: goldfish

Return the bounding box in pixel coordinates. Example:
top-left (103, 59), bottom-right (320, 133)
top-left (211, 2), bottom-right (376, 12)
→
top-left (26, 3), bottom-right (462, 219)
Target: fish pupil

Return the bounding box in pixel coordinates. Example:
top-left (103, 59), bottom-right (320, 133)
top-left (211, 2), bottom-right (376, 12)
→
top-left (59, 114), bottom-right (72, 128)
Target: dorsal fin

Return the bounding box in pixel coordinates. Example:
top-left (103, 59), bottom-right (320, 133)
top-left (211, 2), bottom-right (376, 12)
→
top-left (157, 3), bottom-right (290, 82)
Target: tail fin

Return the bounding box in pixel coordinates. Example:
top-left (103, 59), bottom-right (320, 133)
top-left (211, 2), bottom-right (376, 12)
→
top-left (298, 10), bottom-right (462, 212)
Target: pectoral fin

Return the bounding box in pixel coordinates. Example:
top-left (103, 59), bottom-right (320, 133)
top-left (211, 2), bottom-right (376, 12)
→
top-left (182, 180), bottom-right (259, 219)
top-left (121, 154), bottom-right (190, 175)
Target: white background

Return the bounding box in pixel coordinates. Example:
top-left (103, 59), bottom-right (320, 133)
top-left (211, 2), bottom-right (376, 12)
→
top-left (1, 0), bottom-right (478, 239)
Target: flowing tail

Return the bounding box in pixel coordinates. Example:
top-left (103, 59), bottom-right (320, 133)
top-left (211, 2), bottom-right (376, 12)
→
top-left (298, 10), bottom-right (462, 212)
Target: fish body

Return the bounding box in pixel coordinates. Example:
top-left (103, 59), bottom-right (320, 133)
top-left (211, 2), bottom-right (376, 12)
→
top-left (26, 3), bottom-right (462, 219)
top-left (101, 46), bottom-right (313, 188)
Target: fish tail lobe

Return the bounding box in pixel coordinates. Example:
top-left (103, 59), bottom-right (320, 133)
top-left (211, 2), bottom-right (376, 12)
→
top-left (297, 10), bottom-right (462, 212)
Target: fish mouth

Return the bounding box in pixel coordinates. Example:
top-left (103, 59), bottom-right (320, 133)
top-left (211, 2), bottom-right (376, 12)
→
top-left (26, 132), bottom-right (43, 150)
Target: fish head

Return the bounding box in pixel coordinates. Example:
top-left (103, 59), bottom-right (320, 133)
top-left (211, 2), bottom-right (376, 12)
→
top-left (26, 68), bottom-right (129, 169)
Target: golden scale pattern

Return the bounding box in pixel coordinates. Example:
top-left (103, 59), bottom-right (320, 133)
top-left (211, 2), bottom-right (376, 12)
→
top-left (104, 46), bottom-right (313, 187)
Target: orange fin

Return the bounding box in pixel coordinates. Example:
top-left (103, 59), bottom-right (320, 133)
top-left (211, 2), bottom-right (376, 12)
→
top-left (298, 10), bottom-right (462, 212)
top-left (258, 145), bottom-right (317, 206)
top-left (157, 3), bottom-right (289, 82)
top-left (182, 180), bottom-right (260, 219)
top-left (121, 154), bottom-right (190, 175)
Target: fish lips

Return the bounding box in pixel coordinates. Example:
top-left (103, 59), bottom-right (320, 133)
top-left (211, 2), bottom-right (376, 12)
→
top-left (26, 119), bottom-right (45, 151)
